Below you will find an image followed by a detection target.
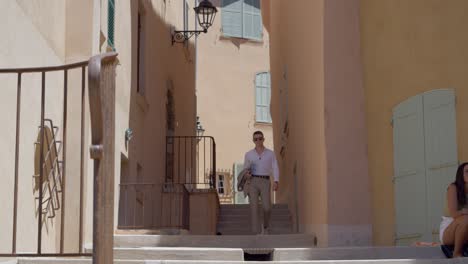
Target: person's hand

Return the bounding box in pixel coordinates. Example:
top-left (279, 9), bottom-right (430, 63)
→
top-left (273, 181), bottom-right (279, 191)
top-left (246, 170), bottom-right (252, 179)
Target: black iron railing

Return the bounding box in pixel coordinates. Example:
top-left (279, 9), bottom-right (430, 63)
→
top-left (165, 136), bottom-right (217, 189)
top-left (117, 136), bottom-right (216, 230)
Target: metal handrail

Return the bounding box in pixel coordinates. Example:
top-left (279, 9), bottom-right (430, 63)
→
top-left (0, 61), bottom-right (89, 73)
top-left (0, 52), bottom-right (117, 262)
top-left (0, 57), bottom-right (91, 257)
top-left (88, 52), bottom-right (118, 264)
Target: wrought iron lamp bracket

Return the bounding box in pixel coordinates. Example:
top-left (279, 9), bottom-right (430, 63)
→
top-left (172, 29), bottom-right (207, 45)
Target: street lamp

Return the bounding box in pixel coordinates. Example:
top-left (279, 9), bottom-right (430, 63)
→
top-left (172, 0), bottom-right (218, 45)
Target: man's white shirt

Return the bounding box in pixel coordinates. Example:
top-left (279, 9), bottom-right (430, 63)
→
top-left (243, 148), bottom-right (279, 182)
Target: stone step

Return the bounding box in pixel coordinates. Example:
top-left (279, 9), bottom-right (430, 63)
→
top-left (113, 234), bottom-right (316, 248)
top-left (220, 207), bottom-right (289, 212)
top-left (112, 247), bottom-right (243, 260)
top-left (216, 223), bottom-right (292, 232)
top-left (15, 257), bottom-right (458, 264)
top-left (219, 210), bottom-right (290, 216)
top-left (217, 219), bottom-right (292, 225)
top-left (219, 214), bottom-right (291, 221)
top-left (221, 204), bottom-right (289, 210)
top-left (81, 247), bottom-right (243, 261)
top-left (216, 228), bottom-right (293, 235)
top-left (273, 247), bottom-right (447, 261)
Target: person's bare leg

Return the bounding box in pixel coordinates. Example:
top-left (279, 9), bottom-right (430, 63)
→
top-left (443, 216), bottom-right (468, 257)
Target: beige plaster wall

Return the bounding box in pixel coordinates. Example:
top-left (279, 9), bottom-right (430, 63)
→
top-left (196, 0), bottom-right (273, 181)
top-left (0, 0), bottom-right (94, 254)
top-left (360, 0), bottom-right (468, 246)
top-left (189, 191), bottom-right (219, 235)
top-left (264, 0), bottom-right (372, 246)
top-left (0, 0), bottom-right (196, 253)
top-left (264, 0), bottom-right (328, 245)
top-left (98, 0), bottom-right (196, 233)
top-left (16, 0), bottom-right (66, 61)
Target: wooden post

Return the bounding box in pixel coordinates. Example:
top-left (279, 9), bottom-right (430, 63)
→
top-left (88, 52), bottom-right (118, 264)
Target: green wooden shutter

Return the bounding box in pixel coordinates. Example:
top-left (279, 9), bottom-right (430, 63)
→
top-left (255, 72), bottom-right (271, 123)
top-left (222, 0), bottom-right (243, 38)
top-left (243, 0), bottom-right (262, 40)
top-left (108, 0), bottom-right (115, 50)
top-left (393, 94), bottom-right (427, 245)
top-left (423, 90), bottom-right (458, 242)
top-left (393, 89), bottom-right (458, 244)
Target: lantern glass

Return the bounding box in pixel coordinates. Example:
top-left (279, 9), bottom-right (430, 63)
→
top-left (194, 0), bottom-right (217, 31)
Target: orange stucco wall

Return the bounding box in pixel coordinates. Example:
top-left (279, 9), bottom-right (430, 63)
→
top-left (361, 0), bottom-right (468, 245)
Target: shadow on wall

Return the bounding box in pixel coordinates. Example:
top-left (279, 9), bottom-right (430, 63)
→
top-left (118, 0), bottom-right (197, 231)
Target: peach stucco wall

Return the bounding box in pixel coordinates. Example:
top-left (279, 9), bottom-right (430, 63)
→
top-left (324, 0), bottom-right (371, 233)
top-left (196, 0), bottom-right (273, 180)
top-left (264, 0), bottom-right (328, 244)
top-left (361, 0), bottom-right (468, 245)
top-left (264, 0), bottom-right (371, 246)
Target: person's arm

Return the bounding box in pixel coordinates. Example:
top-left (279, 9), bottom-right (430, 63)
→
top-left (243, 152), bottom-right (252, 177)
top-left (447, 184), bottom-right (468, 219)
top-left (243, 152), bottom-right (250, 170)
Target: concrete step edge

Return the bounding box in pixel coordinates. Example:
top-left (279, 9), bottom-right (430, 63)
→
top-left (16, 258), bottom-right (459, 264)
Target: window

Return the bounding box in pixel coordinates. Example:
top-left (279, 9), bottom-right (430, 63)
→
top-left (108, 0), bottom-right (116, 50)
top-left (218, 175), bottom-right (225, 194)
top-left (137, 11), bottom-right (145, 95)
top-left (255, 72), bottom-right (272, 123)
top-left (221, 0), bottom-right (262, 40)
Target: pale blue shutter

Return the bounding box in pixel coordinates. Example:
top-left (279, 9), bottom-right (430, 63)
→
top-left (393, 89), bottom-right (458, 245)
top-left (393, 95), bottom-right (427, 245)
top-left (423, 90), bottom-right (458, 242)
top-left (243, 0), bottom-right (262, 40)
top-left (255, 72), bottom-right (271, 123)
top-left (222, 0), bottom-right (243, 38)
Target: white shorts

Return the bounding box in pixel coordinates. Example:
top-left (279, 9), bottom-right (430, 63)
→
top-left (439, 216), bottom-right (454, 243)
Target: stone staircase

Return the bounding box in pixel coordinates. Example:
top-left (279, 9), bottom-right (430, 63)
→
top-left (1, 212), bottom-right (456, 264)
top-left (217, 204), bottom-right (293, 235)
top-left (5, 234), bottom-right (457, 263)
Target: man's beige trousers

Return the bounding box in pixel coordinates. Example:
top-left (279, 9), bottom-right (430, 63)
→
top-left (248, 177), bottom-right (271, 234)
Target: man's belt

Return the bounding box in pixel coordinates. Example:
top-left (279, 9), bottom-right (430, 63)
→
top-left (252, 175), bottom-right (270, 179)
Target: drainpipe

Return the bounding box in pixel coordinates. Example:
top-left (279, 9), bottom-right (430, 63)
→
top-left (194, 0), bottom-right (199, 128)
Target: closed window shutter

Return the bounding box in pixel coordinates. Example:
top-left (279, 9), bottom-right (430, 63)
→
top-left (222, 0), bottom-right (243, 38)
top-left (108, 0), bottom-right (115, 49)
top-left (255, 72), bottom-right (271, 123)
top-left (243, 0), bottom-right (262, 40)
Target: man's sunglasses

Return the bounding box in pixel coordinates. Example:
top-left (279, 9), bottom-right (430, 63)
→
top-left (253, 137), bottom-right (264, 141)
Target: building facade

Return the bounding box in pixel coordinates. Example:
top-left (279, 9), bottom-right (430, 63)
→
top-left (0, 0), bottom-right (199, 254)
top-left (196, 0), bottom-right (274, 204)
top-left (263, 0), bottom-right (468, 247)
